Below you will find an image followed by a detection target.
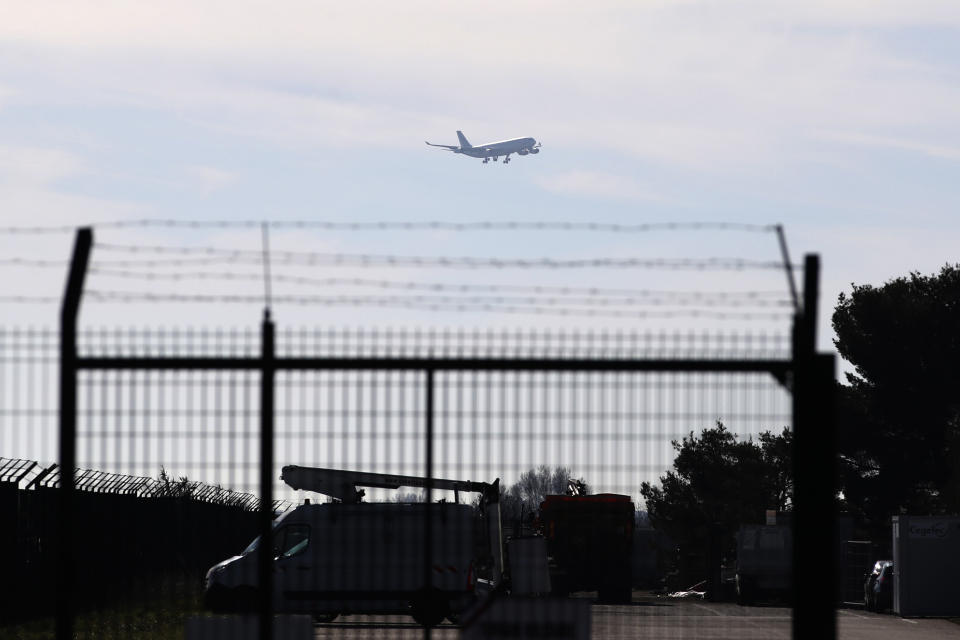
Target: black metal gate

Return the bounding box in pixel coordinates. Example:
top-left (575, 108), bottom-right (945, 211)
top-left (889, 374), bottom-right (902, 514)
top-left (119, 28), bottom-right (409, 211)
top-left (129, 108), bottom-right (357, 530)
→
top-left (51, 227), bottom-right (836, 639)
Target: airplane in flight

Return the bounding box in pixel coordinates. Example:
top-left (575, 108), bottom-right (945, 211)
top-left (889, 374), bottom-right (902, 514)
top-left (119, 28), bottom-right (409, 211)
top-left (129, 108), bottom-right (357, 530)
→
top-left (426, 131), bottom-right (541, 164)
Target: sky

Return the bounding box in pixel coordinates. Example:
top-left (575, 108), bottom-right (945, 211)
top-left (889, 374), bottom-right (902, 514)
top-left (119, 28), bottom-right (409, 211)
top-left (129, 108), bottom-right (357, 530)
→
top-left (1, 1), bottom-right (958, 497)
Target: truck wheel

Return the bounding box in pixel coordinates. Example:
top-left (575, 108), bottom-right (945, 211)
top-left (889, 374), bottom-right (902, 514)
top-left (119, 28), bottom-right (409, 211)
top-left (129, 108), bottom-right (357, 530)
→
top-left (411, 589), bottom-right (448, 628)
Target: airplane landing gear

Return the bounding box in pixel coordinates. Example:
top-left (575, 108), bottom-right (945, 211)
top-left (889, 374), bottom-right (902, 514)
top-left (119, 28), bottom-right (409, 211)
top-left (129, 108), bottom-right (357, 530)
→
top-left (503, 156), bottom-right (511, 164)
top-left (482, 158), bottom-right (489, 164)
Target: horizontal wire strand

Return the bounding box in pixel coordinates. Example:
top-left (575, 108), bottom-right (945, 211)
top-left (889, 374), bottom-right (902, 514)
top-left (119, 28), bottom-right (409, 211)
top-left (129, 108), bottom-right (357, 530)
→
top-left (94, 244), bottom-right (798, 270)
top-left (81, 290), bottom-right (792, 319)
top-left (0, 219), bottom-right (779, 234)
top-left (86, 268), bottom-right (791, 300)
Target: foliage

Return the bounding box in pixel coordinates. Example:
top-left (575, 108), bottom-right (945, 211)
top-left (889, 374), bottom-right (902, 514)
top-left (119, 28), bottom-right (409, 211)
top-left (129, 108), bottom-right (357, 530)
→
top-left (4, 574), bottom-right (203, 640)
top-left (156, 467), bottom-right (196, 499)
top-left (499, 465), bottom-right (588, 522)
top-left (393, 490), bottom-right (425, 503)
top-left (639, 422), bottom-right (792, 559)
top-left (833, 264), bottom-right (960, 525)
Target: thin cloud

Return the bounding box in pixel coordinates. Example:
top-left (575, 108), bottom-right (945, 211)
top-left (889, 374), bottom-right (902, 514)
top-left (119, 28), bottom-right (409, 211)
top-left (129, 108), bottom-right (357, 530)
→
top-left (3, 2), bottom-right (959, 172)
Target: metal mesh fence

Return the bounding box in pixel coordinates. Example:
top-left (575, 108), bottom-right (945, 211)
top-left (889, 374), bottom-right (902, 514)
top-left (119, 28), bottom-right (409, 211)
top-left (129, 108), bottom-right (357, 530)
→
top-left (1, 324), bottom-right (799, 639)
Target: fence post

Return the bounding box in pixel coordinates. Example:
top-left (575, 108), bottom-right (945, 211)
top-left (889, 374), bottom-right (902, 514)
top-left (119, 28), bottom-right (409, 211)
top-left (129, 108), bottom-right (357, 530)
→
top-left (423, 367), bottom-right (435, 640)
top-left (57, 227), bottom-right (92, 640)
top-left (792, 254), bottom-right (837, 640)
top-left (259, 310), bottom-right (275, 640)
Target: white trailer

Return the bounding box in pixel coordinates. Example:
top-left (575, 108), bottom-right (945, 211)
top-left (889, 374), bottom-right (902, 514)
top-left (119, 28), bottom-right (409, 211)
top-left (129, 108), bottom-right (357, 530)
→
top-left (203, 466), bottom-right (504, 627)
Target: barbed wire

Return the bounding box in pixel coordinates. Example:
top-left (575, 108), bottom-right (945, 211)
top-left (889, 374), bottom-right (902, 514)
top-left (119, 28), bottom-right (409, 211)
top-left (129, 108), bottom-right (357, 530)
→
top-left (0, 219), bottom-right (779, 234)
top-left (94, 244), bottom-right (796, 270)
top-left (0, 257), bottom-right (240, 269)
top-left (87, 268), bottom-right (790, 301)
top-left (81, 290), bottom-right (792, 319)
top-left (0, 296), bottom-right (62, 304)
top-left (81, 289), bottom-right (790, 309)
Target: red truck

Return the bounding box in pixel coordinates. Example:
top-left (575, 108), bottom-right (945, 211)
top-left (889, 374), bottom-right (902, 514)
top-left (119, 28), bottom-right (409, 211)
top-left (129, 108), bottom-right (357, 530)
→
top-left (538, 494), bottom-right (635, 603)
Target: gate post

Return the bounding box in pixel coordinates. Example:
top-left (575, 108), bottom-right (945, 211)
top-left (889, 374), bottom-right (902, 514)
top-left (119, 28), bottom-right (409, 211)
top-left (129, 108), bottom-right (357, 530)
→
top-left (57, 227), bottom-right (92, 640)
top-left (259, 310), bottom-right (275, 640)
top-left (792, 254), bottom-right (837, 640)
top-left (423, 367), bottom-right (435, 639)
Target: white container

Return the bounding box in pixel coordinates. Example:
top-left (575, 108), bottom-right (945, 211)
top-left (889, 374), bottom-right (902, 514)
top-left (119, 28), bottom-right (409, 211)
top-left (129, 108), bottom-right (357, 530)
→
top-left (892, 515), bottom-right (960, 617)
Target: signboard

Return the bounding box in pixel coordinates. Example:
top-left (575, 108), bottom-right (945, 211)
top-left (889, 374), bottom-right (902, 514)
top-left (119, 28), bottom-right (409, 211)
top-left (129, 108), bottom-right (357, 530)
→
top-left (461, 597), bottom-right (590, 640)
top-left (907, 520), bottom-right (951, 540)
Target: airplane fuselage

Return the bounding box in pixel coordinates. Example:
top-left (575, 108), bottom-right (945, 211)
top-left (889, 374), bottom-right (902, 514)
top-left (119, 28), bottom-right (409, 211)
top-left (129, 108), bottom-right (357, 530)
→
top-left (458, 137), bottom-right (537, 158)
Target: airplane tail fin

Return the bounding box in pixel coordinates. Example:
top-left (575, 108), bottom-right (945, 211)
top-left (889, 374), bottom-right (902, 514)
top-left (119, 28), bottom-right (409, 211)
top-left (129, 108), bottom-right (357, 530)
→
top-left (456, 131), bottom-right (472, 149)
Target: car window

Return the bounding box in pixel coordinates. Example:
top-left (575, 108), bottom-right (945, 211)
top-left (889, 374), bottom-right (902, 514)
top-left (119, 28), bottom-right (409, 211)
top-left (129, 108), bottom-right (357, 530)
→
top-left (242, 521), bottom-right (282, 556)
top-left (275, 524), bottom-right (310, 558)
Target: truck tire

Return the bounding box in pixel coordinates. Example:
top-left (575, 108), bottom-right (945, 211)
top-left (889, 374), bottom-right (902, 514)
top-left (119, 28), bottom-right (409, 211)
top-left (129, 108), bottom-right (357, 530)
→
top-left (410, 589), bottom-right (448, 628)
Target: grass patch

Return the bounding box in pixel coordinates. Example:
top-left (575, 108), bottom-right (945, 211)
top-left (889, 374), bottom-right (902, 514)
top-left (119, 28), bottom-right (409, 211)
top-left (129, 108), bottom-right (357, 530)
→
top-left (2, 575), bottom-right (204, 640)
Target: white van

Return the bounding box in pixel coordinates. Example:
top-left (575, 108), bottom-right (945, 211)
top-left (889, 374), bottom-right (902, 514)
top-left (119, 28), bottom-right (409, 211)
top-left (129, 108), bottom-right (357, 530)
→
top-left (204, 467), bottom-right (503, 627)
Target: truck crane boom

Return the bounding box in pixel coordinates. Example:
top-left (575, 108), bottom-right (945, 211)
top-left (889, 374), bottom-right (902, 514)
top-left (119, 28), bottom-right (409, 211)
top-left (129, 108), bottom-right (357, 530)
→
top-left (281, 465), bottom-right (500, 505)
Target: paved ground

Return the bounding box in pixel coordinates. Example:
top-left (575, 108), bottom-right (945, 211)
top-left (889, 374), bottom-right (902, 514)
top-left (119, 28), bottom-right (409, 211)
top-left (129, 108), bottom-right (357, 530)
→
top-left (312, 596), bottom-right (960, 639)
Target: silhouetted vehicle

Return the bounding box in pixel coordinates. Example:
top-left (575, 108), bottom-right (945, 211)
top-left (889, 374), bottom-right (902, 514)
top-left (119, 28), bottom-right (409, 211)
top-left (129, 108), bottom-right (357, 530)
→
top-left (538, 493), bottom-right (634, 603)
top-left (735, 524), bottom-right (792, 605)
top-left (204, 466), bottom-right (504, 628)
top-left (864, 560), bottom-right (893, 612)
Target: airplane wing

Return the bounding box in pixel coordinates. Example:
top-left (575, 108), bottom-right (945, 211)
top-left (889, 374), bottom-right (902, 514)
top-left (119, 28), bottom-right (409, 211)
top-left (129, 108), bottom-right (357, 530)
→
top-left (425, 141), bottom-right (459, 150)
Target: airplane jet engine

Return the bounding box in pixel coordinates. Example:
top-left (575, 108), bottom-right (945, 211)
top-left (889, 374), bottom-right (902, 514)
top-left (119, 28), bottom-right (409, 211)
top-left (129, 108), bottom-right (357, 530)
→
top-left (518, 149), bottom-right (529, 155)
top-left (530, 148), bottom-right (540, 154)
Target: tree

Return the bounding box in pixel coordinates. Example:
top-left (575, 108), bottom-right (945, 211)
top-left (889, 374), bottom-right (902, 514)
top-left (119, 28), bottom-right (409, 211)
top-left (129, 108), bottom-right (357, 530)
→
top-left (499, 465), bottom-right (587, 522)
top-left (833, 264), bottom-right (960, 529)
top-left (393, 490), bottom-right (424, 503)
top-left (639, 423), bottom-right (792, 573)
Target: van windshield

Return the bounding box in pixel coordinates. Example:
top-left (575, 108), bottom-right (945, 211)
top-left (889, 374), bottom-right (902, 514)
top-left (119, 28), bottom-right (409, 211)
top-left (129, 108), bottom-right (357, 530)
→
top-left (242, 536), bottom-right (260, 556)
top-left (241, 521), bottom-right (281, 556)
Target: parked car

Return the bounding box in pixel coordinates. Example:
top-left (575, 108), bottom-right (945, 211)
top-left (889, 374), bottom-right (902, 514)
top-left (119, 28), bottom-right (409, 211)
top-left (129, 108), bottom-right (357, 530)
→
top-left (864, 560), bottom-right (893, 612)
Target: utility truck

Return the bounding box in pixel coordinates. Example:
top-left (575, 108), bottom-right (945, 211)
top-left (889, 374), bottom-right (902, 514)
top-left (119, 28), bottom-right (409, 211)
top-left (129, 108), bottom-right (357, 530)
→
top-left (203, 466), bottom-right (504, 627)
